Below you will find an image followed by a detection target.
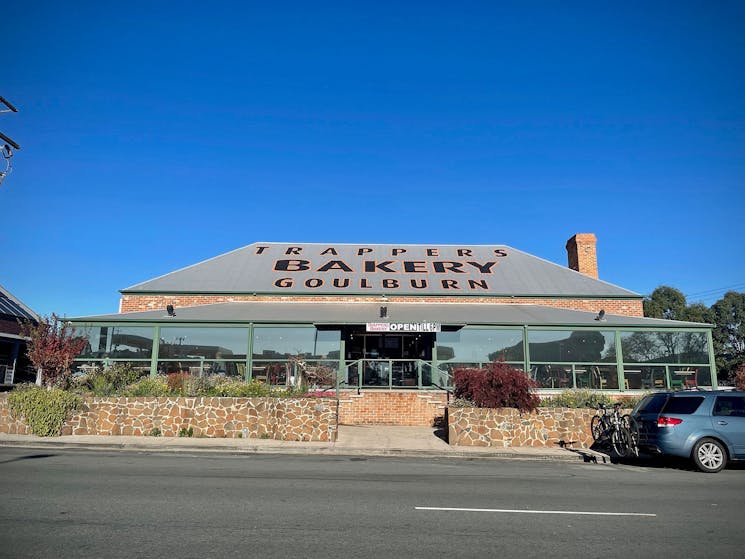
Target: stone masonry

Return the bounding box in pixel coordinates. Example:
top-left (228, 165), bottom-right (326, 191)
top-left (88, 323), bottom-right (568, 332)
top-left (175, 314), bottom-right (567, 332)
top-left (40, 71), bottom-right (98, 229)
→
top-left (0, 395), bottom-right (338, 442)
top-left (448, 406), bottom-right (599, 448)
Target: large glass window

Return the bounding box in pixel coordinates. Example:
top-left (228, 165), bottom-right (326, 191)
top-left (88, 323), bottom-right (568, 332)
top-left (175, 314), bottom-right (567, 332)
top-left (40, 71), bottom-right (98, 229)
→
top-left (436, 329), bottom-right (523, 364)
top-left (159, 327), bottom-right (249, 359)
top-left (252, 327), bottom-right (340, 360)
top-left (77, 326), bottom-right (155, 359)
top-left (620, 331), bottom-right (709, 364)
top-left (528, 330), bottom-right (615, 363)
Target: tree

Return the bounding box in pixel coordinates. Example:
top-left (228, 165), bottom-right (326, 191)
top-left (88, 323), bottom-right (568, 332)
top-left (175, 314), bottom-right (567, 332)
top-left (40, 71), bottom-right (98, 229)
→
top-left (643, 286), bottom-right (688, 320)
top-left (19, 314), bottom-right (88, 389)
top-left (710, 291), bottom-right (745, 381)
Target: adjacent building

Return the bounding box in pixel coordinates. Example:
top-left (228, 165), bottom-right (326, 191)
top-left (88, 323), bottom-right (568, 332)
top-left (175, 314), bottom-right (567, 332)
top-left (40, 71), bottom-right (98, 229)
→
top-left (0, 285), bottom-right (38, 386)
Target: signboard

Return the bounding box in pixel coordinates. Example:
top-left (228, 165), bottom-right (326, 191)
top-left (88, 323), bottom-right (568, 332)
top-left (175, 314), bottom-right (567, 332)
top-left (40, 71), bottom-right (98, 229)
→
top-left (366, 322), bottom-right (441, 333)
top-left (260, 244), bottom-right (509, 295)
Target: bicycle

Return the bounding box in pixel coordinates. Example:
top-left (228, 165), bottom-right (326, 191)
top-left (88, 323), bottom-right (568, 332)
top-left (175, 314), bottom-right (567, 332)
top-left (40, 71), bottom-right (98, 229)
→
top-left (621, 413), bottom-right (640, 457)
top-left (589, 402), bottom-right (634, 457)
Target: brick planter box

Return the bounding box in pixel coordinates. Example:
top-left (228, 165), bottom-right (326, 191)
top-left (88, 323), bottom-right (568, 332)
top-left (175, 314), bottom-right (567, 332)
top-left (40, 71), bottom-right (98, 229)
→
top-left (0, 395), bottom-right (338, 442)
top-left (448, 406), bottom-right (598, 448)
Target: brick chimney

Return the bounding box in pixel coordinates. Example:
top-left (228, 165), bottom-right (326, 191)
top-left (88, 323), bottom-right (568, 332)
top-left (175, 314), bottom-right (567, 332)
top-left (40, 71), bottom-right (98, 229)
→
top-left (566, 233), bottom-right (598, 278)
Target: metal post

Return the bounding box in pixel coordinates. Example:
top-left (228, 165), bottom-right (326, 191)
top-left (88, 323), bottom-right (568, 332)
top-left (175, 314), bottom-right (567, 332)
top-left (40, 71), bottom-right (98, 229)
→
top-left (151, 325), bottom-right (160, 377)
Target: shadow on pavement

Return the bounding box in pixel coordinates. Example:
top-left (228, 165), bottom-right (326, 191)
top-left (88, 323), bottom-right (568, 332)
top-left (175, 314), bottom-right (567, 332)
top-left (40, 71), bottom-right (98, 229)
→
top-left (0, 453), bottom-right (57, 465)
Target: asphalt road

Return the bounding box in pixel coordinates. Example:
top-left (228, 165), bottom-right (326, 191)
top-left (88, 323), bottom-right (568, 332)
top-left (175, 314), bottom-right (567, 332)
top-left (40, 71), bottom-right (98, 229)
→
top-left (0, 448), bottom-right (743, 559)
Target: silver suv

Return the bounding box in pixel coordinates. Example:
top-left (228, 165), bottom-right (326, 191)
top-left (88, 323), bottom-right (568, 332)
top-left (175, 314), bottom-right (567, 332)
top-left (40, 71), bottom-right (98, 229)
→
top-left (632, 391), bottom-right (745, 473)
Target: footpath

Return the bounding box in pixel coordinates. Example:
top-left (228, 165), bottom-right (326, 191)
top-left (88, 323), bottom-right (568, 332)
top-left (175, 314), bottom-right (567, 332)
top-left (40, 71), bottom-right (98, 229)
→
top-left (0, 426), bottom-right (592, 462)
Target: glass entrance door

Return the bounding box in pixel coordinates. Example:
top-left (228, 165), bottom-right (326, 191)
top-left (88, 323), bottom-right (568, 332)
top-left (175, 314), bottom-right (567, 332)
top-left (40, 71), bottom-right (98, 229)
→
top-left (343, 329), bottom-right (433, 387)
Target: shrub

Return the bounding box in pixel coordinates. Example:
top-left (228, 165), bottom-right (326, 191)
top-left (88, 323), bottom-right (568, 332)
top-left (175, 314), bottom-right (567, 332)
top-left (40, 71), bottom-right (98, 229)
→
top-left (208, 377), bottom-right (255, 397)
top-left (7, 384), bottom-right (82, 436)
top-left (733, 363), bottom-right (745, 391)
top-left (76, 363), bottom-right (145, 396)
top-left (178, 426), bottom-right (194, 437)
top-left (448, 397), bottom-right (477, 408)
top-left (19, 314), bottom-right (88, 389)
top-left (615, 394), bottom-right (645, 409)
top-left (453, 361), bottom-right (539, 413)
top-left (540, 389), bottom-right (613, 409)
top-left (123, 377), bottom-right (170, 397)
top-left (166, 372), bottom-right (190, 394)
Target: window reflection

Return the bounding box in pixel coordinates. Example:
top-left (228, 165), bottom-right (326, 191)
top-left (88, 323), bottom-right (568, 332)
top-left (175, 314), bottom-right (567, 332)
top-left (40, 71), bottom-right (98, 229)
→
top-left (620, 331), bottom-right (709, 364)
top-left (528, 330), bottom-right (615, 363)
top-left (77, 326), bottom-right (155, 359)
top-left (436, 329), bottom-right (523, 364)
top-left (531, 365), bottom-right (572, 389)
top-left (159, 327), bottom-right (248, 359)
top-left (252, 328), bottom-right (340, 360)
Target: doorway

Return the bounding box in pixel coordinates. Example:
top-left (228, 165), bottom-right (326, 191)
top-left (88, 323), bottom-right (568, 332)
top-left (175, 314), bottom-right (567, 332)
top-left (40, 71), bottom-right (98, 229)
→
top-left (342, 327), bottom-right (434, 387)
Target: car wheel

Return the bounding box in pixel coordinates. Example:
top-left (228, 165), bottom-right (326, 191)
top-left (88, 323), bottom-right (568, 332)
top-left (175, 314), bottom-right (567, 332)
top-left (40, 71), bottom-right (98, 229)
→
top-left (692, 438), bottom-right (727, 473)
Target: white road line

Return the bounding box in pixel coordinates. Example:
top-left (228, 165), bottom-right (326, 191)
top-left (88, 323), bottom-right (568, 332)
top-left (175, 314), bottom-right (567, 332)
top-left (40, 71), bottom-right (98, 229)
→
top-left (415, 507), bottom-right (656, 517)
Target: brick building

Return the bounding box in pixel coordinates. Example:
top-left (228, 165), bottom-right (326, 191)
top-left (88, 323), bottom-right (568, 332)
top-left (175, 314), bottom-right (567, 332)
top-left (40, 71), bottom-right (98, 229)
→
top-left (71, 234), bottom-right (716, 423)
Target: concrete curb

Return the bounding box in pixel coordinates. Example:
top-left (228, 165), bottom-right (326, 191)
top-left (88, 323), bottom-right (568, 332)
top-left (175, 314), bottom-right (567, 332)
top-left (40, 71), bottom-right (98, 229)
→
top-left (0, 436), bottom-right (587, 462)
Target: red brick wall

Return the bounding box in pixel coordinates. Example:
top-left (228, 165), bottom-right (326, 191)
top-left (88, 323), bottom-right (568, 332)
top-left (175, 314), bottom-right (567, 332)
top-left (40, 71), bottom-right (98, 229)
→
top-left (566, 233), bottom-right (598, 279)
top-left (337, 390), bottom-right (448, 426)
top-left (120, 293), bottom-right (644, 317)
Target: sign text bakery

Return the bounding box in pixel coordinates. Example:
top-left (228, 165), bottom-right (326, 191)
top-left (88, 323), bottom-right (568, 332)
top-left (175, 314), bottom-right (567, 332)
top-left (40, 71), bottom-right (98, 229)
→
top-left (255, 245), bottom-right (508, 292)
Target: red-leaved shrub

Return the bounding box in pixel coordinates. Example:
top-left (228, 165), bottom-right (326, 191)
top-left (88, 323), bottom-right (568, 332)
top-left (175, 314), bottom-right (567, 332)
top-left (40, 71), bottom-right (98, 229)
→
top-left (166, 372), bottom-right (190, 393)
top-left (453, 361), bottom-right (539, 412)
top-left (734, 363), bottom-right (745, 391)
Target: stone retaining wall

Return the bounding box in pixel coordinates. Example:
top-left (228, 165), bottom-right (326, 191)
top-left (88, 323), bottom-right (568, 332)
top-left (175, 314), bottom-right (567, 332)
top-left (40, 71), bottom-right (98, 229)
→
top-left (0, 395), bottom-right (338, 441)
top-left (448, 407), bottom-right (598, 448)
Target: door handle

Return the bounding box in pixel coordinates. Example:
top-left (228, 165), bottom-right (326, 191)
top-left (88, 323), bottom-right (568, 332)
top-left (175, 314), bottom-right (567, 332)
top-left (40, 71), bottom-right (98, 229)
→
top-left (717, 421), bottom-right (728, 425)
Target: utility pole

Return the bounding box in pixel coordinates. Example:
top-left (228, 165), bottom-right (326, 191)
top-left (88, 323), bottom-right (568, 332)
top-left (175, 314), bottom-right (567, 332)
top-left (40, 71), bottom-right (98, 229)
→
top-left (0, 96), bottom-right (20, 188)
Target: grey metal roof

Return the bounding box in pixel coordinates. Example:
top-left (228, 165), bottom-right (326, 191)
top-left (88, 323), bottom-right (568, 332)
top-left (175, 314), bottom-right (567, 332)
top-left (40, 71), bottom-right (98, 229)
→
top-left (122, 242), bottom-right (639, 298)
top-left (71, 302), bottom-right (708, 329)
top-left (0, 284), bottom-right (38, 322)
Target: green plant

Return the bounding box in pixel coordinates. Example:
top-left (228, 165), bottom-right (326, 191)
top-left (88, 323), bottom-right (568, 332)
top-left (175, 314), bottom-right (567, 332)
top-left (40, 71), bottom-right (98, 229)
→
top-left (7, 385), bottom-right (82, 436)
top-left (123, 377), bottom-right (170, 397)
top-left (211, 378), bottom-right (275, 397)
top-left (453, 361), bottom-right (540, 412)
top-left (448, 397), bottom-right (477, 408)
top-left (539, 389), bottom-right (614, 409)
top-left (615, 394), bottom-right (645, 409)
top-left (178, 426), bottom-right (194, 437)
top-left (148, 427), bottom-right (162, 437)
top-left (76, 363), bottom-right (144, 396)
top-left (91, 375), bottom-right (115, 396)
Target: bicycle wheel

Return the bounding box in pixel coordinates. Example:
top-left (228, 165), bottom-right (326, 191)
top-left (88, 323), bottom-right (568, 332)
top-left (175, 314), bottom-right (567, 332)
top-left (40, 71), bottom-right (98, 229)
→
top-left (611, 426), bottom-right (632, 458)
top-left (590, 415), bottom-right (604, 441)
top-left (623, 415), bottom-right (640, 457)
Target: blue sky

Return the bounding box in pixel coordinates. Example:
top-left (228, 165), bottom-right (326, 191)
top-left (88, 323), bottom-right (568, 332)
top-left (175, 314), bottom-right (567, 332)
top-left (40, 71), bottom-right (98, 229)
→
top-left (2, 1), bottom-right (744, 318)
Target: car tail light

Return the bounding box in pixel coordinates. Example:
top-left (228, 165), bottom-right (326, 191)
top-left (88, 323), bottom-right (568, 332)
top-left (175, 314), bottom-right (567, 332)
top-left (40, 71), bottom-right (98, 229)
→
top-left (658, 416), bottom-right (683, 427)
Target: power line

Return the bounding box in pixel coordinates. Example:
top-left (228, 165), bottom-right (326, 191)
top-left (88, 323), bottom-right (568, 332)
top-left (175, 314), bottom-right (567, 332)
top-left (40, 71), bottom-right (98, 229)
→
top-left (685, 283), bottom-right (745, 299)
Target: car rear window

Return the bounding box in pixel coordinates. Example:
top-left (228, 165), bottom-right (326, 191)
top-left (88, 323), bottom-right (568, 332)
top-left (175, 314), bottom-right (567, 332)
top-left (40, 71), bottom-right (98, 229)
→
top-left (662, 396), bottom-right (705, 415)
top-left (634, 393), bottom-right (668, 414)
